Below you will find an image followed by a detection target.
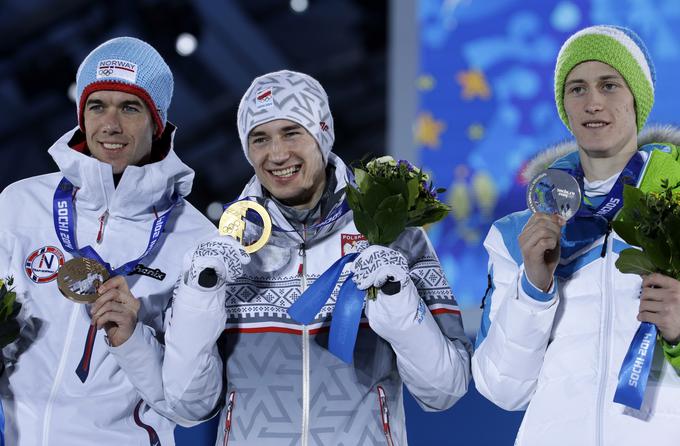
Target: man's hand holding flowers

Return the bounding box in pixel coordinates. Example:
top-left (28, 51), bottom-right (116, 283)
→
top-left (351, 245), bottom-right (424, 341)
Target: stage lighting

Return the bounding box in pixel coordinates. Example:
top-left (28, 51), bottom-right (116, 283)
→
top-left (290, 0), bottom-right (309, 13)
top-left (176, 32), bottom-right (198, 56)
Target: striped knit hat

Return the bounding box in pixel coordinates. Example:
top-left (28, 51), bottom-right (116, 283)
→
top-left (555, 25), bottom-right (655, 132)
top-left (237, 70), bottom-right (335, 165)
top-left (76, 37), bottom-right (173, 139)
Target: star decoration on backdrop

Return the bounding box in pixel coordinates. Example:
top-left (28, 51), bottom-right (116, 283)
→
top-left (456, 69), bottom-right (491, 100)
top-left (414, 112), bottom-right (446, 149)
top-left (467, 123), bottom-right (485, 140)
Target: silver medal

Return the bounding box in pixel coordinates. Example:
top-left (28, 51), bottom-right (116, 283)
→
top-left (527, 169), bottom-right (581, 220)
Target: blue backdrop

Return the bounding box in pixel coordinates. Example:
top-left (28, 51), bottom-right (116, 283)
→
top-left (176, 0), bottom-right (680, 444)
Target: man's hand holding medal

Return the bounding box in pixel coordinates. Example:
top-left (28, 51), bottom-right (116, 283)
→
top-left (521, 170), bottom-right (581, 292)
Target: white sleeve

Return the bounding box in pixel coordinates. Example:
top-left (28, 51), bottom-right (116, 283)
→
top-left (472, 225), bottom-right (558, 411)
top-left (161, 279), bottom-right (226, 424)
top-left (372, 228), bottom-right (472, 411)
top-left (371, 281), bottom-right (471, 411)
top-left (108, 321), bottom-right (199, 427)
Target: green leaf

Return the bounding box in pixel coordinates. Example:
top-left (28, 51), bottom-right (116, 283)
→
top-left (405, 178), bottom-right (419, 209)
top-left (345, 184), bottom-right (363, 213)
top-left (352, 209), bottom-right (379, 244)
top-left (377, 194), bottom-right (407, 213)
top-left (373, 195), bottom-right (408, 245)
top-left (374, 209), bottom-right (406, 245)
top-left (636, 231), bottom-right (671, 271)
top-left (362, 178), bottom-right (392, 212)
top-left (353, 168), bottom-right (368, 191)
top-left (615, 248), bottom-right (658, 276)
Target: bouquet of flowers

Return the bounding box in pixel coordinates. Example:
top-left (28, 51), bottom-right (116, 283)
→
top-left (345, 156), bottom-right (450, 298)
top-left (0, 276), bottom-right (20, 349)
top-left (611, 153), bottom-right (680, 409)
top-left (614, 179), bottom-right (680, 277)
top-left (346, 156), bottom-right (450, 245)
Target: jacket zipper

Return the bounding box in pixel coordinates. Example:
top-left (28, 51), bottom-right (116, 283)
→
top-left (596, 232), bottom-right (613, 446)
top-left (600, 221), bottom-right (612, 258)
top-left (96, 210), bottom-right (109, 244)
top-left (42, 306), bottom-right (80, 446)
top-left (300, 224), bottom-right (310, 446)
top-left (377, 386), bottom-right (394, 446)
top-left (223, 391), bottom-right (235, 446)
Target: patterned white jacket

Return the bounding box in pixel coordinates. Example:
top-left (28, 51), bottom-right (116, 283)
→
top-left (163, 153), bottom-right (472, 446)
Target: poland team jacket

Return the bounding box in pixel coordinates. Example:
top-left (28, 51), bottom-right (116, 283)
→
top-left (472, 127), bottom-right (680, 446)
top-left (0, 126), bottom-right (215, 446)
top-left (162, 153), bottom-right (472, 446)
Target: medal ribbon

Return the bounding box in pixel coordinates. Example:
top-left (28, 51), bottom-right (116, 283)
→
top-left (554, 152), bottom-right (657, 409)
top-left (53, 177), bottom-right (178, 276)
top-left (288, 253), bottom-right (365, 363)
top-left (552, 152), bottom-right (644, 258)
top-left (53, 177), bottom-right (178, 382)
top-left (614, 322), bottom-right (657, 410)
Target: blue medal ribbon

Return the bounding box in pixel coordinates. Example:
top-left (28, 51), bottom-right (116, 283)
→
top-left (53, 177), bottom-right (178, 382)
top-left (553, 152), bottom-right (644, 258)
top-left (287, 253), bottom-right (364, 363)
top-left (54, 177), bottom-right (178, 276)
top-left (328, 273), bottom-right (366, 363)
top-left (614, 322), bottom-right (657, 409)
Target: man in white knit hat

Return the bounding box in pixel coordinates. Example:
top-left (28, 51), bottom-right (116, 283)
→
top-left (0, 37), bottom-right (214, 445)
top-left (162, 70), bottom-right (472, 445)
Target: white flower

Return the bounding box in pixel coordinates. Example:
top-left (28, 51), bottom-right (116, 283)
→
top-left (367, 155), bottom-right (397, 169)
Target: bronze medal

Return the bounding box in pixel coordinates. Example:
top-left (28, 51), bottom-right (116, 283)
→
top-left (218, 201), bottom-right (272, 253)
top-left (57, 257), bottom-right (110, 304)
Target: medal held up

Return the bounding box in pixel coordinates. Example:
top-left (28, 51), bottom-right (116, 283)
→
top-left (527, 169), bottom-right (582, 220)
top-left (218, 200), bottom-right (272, 254)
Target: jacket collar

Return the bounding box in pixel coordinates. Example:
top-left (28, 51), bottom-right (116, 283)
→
top-left (522, 124), bottom-right (680, 182)
top-left (47, 124), bottom-right (194, 220)
top-left (238, 153), bottom-right (352, 242)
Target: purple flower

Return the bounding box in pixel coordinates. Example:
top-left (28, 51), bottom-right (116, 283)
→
top-left (397, 159), bottom-right (415, 172)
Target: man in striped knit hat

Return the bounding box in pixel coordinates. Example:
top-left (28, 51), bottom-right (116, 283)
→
top-left (473, 25), bottom-right (680, 445)
top-left (162, 70), bottom-right (472, 445)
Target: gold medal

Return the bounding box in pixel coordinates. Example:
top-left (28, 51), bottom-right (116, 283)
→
top-left (218, 200), bottom-right (272, 253)
top-left (57, 257), bottom-right (110, 304)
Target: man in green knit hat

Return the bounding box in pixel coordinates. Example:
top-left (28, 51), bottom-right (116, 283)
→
top-left (472, 25), bottom-right (680, 445)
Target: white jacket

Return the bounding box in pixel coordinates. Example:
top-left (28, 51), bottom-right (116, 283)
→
top-left (163, 154), bottom-right (472, 446)
top-left (472, 128), bottom-right (680, 446)
top-left (0, 127), bottom-right (215, 446)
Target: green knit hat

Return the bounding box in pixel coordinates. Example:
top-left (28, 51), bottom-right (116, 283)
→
top-left (554, 25), bottom-right (655, 132)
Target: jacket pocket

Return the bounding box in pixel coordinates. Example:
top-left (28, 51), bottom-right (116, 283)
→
top-left (222, 390), bottom-right (236, 446)
top-left (376, 385), bottom-right (395, 446)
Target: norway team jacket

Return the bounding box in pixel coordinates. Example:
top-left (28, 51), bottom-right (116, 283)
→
top-left (0, 126), bottom-right (215, 446)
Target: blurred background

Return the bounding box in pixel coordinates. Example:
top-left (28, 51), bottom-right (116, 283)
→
top-left (3, 0), bottom-right (680, 444)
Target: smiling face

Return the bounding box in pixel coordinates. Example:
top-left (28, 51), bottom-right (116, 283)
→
top-left (247, 119), bottom-right (326, 209)
top-left (563, 60), bottom-right (638, 160)
top-left (83, 90), bottom-right (155, 174)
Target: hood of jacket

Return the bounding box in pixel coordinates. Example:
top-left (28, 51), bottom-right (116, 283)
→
top-left (47, 124), bottom-right (195, 221)
top-left (522, 124), bottom-right (680, 182)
